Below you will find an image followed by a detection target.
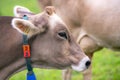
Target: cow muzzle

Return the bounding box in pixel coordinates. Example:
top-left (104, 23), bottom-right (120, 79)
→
top-left (71, 56), bottom-right (91, 71)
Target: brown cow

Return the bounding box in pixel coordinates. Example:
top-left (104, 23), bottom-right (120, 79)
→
top-left (38, 0), bottom-right (120, 80)
top-left (0, 6), bottom-right (91, 80)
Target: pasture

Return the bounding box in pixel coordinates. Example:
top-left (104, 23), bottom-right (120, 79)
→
top-left (0, 0), bottom-right (120, 80)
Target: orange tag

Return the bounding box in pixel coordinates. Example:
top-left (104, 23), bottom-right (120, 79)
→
top-left (23, 45), bottom-right (30, 58)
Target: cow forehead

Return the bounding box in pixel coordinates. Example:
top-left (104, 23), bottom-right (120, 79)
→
top-left (48, 13), bottom-right (66, 29)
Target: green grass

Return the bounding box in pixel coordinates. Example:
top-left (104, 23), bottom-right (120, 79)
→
top-left (0, 0), bottom-right (120, 80)
top-left (0, 0), bottom-right (40, 16)
top-left (92, 49), bottom-right (120, 80)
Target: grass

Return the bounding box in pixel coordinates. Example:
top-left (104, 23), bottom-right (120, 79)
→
top-left (92, 49), bottom-right (120, 80)
top-left (0, 0), bottom-right (40, 16)
top-left (0, 0), bottom-right (120, 80)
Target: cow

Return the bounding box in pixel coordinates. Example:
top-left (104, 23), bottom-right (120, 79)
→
top-left (38, 0), bottom-right (120, 80)
top-left (0, 6), bottom-right (91, 80)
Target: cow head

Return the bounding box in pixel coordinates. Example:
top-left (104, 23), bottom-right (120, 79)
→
top-left (11, 6), bottom-right (91, 71)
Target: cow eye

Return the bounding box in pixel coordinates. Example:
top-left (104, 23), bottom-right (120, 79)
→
top-left (58, 31), bottom-right (68, 40)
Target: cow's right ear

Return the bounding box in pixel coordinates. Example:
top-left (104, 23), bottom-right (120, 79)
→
top-left (14, 6), bottom-right (35, 17)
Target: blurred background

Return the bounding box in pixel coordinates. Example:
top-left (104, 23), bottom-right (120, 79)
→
top-left (0, 0), bottom-right (120, 80)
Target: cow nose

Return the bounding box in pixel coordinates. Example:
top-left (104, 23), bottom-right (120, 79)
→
top-left (71, 56), bottom-right (91, 71)
top-left (85, 60), bottom-right (91, 68)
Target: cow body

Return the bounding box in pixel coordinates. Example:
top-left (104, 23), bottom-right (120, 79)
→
top-left (0, 6), bottom-right (90, 80)
top-left (82, 0), bottom-right (120, 50)
top-left (0, 16), bottom-right (25, 79)
top-left (40, 0), bottom-right (120, 50)
top-left (38, 0), bottom-right (120, 80)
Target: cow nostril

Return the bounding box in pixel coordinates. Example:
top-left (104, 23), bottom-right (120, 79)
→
top-left (85, 61), bottom-right (91, 68)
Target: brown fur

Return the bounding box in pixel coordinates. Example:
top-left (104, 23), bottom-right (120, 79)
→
top-left (38, 0), bottom-right (120, 80)
top-left (0, 6), bottom-right (88, 79)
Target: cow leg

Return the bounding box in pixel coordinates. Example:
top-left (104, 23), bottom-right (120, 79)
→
top-left (62, 69), bottom-right (72, 80)
top-left (79, 36), bottom-right (102, 80)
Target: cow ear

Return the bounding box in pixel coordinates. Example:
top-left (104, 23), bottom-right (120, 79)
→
top-left (11, 18), bottom-right (39, 36)
top-left (14, 6), bottom-right (34, 17)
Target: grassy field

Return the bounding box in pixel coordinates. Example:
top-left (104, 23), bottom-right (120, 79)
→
top-left (0, 0), bottom-right (40, 16)
top-left (0, 0), bottom-right (120, 80)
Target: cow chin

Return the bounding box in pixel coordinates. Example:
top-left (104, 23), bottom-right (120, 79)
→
top-left (32, 61), bottom-right (70, 70)
top-left (71, 56), bottom-right (90, 72)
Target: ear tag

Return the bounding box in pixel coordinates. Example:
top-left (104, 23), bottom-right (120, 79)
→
top-left (23, 15), bottom-right (28, 20)
top-left (24, 27), bottom-right (30, 34)
top-left (23, 45), bottom-right (30, 58)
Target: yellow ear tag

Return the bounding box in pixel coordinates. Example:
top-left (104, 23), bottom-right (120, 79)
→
top-left (23, 26), bottom-right (30, 34)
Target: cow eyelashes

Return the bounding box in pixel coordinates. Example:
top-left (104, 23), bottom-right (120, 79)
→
top-left (58, 31), bottom-right (68, 40)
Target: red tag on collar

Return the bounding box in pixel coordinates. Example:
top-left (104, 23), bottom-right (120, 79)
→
top-left (23, 45), bottom-right (31, 58)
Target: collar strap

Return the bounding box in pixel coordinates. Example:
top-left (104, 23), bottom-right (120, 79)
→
top-left (22, 15), bottom-right (30, 58)
top-left (22, 15), bottom-right (36, 80)
top-left (23, 34), bottom-right (30, 58)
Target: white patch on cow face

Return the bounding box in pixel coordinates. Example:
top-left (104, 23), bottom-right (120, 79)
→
top-left (49, 13), bottom-right (66, 29)
top-left (71, 56), bottom-right (90, 71)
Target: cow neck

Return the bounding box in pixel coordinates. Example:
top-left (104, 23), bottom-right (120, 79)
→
top-left (22, 15), bottom-right (36, 80)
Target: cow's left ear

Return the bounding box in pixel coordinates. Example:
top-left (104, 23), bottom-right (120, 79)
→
top-left (11, 18), bottom-right (39, 36)
top-left (14, 5), bottom-right (35, 17)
